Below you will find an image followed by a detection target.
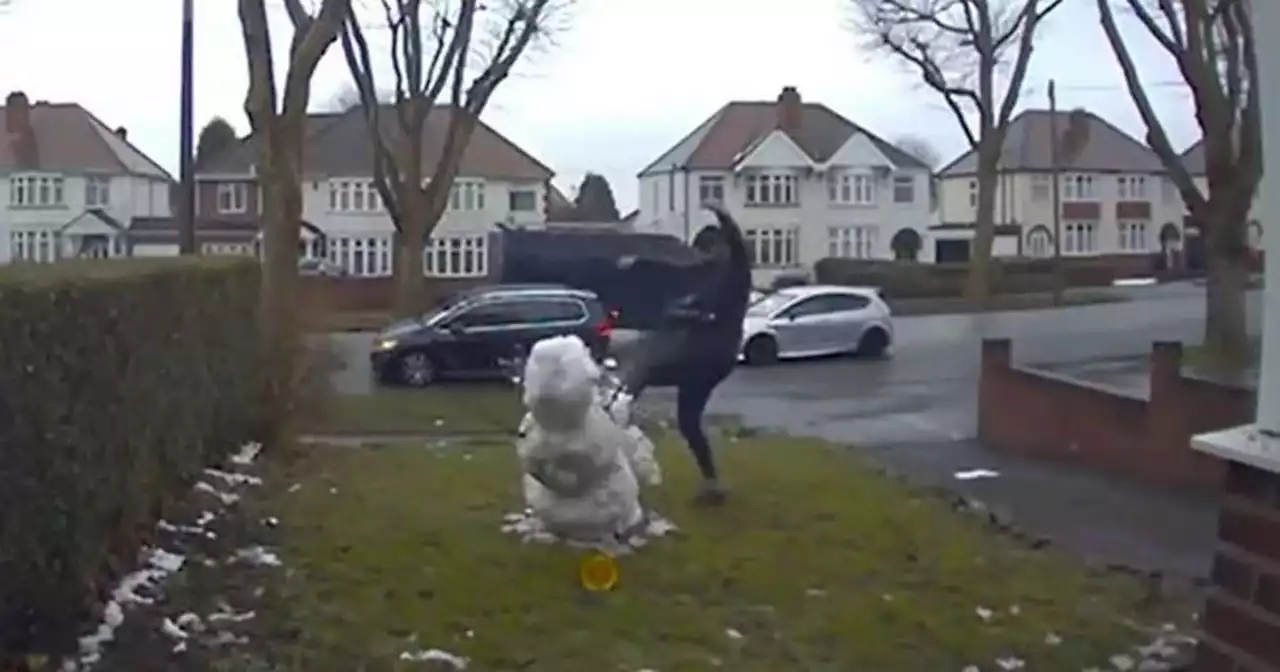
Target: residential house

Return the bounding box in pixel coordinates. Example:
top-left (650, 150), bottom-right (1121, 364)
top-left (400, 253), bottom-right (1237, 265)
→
top-left (635, 86), bottom-right (934, 284)
top-left (1179, 139), bottom-right (1263, 251)
top-left (0, 91), bottom-right (173, 263)
top-left (936, 109), bottom-right (1187, 269)
top-left (193, 106), bottom-right (555, 278)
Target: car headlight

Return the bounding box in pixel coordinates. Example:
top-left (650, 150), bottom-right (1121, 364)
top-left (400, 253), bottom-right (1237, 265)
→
top-left (376, 338), bottom-right (398, 351)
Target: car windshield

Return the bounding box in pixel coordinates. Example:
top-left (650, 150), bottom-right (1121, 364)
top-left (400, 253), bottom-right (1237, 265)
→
top-left (746, 291), bottom-right (799, 317)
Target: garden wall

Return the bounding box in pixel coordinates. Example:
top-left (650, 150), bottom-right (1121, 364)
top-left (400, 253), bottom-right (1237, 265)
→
top-left (977, 339), bottom-right (1253, 489)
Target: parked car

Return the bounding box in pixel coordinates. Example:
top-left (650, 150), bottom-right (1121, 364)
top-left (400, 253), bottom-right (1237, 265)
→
top-left (369, 284), bottom-right (616, 387)
top-left (740, 285), bottom-right (892, 365)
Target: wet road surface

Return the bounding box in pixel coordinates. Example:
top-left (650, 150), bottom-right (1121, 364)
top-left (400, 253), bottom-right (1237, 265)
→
top-left (324, 282), bottom-right (1261, 581)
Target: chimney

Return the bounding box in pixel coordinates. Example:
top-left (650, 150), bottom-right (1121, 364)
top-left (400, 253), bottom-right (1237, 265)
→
top-left (776, 86), bottom-right (802, 131)
top-left (5, 91), bottom-right (30, 134)
top-left (114, 126), bottom-right (127, 141)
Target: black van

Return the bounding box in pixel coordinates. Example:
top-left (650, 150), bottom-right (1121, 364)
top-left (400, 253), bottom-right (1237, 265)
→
top-left (497, 228), bottom-right (713, 330)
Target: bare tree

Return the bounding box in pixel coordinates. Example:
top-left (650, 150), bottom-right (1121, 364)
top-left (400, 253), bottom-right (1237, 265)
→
top-left (341, 0), bottom-right (565, 316)
top-left (239, 0), bottom-right (351, 446)
top-left (1096, 0), bottom-right (1259, 367)
top-left (850, 0), bottom-right (1063, 304)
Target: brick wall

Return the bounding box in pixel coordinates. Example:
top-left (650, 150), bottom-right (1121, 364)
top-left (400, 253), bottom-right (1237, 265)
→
top-left (1195, 461), bottom-right (1280, 670)
top-left (978, 339), bottom-right (1254, 489)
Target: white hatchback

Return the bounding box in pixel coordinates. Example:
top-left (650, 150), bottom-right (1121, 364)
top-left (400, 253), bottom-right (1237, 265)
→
top-left (740, 285), bottom-right (893, 365)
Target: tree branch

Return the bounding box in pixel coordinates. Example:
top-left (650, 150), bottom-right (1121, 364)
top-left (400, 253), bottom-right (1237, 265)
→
top-left (339, 12), bottom-right (405, 229)
top-left (1097, 0), bottom-right (1205, 211)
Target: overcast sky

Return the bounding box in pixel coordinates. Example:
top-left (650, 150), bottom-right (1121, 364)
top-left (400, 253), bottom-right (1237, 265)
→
top-left (0, 0), bottom-right (1199, 212)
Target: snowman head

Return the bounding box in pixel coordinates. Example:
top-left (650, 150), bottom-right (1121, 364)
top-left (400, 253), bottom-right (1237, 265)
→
top-left (521, 335), bottom-right (601, 434)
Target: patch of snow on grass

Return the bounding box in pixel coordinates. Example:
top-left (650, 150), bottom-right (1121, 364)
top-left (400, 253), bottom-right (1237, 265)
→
top-left (400, 648), bottom-right (469, 668)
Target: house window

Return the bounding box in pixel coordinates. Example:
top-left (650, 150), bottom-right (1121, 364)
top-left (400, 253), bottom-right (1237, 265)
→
top-left (449, 181), bottom-right (487, 211)
top-left (1030, 175), bottom-right (1051, 202)
top-left (216, 183), bottom-right (248, 213)
top-left (828, 226), bottom-right (878, 259)
top-left (328, 180), bottom-right (382, 212)
top-left (1117, 175), bottom-right (1147, 200)
top-left (9, 230), bottom-right (58, 263)
top-left (891, 175), bottom-right (914, 204)
top-left (8, 175), bottom-right (66, 208)
top-left (1062, 174), bottom-right (1095, 201)
top-left (1026, 227), bottom-right (1052, 258)
top-left (424, 235), bottom-right (488, 277)
top-left (85, 176), bottom-right (111, 207)
top-left (745, 173), bottom-right (799, 206)
top-left (743, 227), bottom-right (799, 267)
top-left (1118, 220), bottom-right (1149, 252)
top-left (1063, 221), bottom-right (1098, 255)
top-left (968, 180), bottom-right (977, 207)
top-left (327, 235), bottom-right (392, 277)
top-left (828, 172), bottom-right (875, 205)
top-left (509, 189), bottom-right (538, 212)
top-left (698, 176), bottom-right (725, 204)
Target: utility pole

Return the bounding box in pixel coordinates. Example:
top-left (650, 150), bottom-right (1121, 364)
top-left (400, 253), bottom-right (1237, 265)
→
top-left (178, 0), bottom-right (197, 255)
top-left (1048, 79), bottom-right (1064, 306)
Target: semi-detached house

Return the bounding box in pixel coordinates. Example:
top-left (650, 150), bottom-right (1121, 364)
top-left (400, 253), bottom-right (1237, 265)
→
top-left (635, 86), bottom-right (934, 285)
top-left (192, 106), bottom-right (555, 278)
top-left (0, 91), bottom-right (173, 264)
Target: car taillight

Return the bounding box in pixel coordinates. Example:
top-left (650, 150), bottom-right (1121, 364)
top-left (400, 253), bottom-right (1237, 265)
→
top-left (596, 310), bottom-right (619, 337)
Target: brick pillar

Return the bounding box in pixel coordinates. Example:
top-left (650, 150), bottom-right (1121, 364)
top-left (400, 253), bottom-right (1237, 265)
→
top-left (1195, 461), bottom-right (1280, 670)
top-left (977, 339), bottom-right (1012, 442)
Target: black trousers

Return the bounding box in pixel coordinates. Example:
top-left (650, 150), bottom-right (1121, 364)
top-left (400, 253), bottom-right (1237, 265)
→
top-left (618, 328), bottom-right (737, 481)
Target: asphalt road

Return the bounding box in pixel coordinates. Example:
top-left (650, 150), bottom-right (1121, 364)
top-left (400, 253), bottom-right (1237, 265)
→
top-left (327, 281), bottom-right (1260, 447)
top-left (324, 281), bottom-right (1261, 581)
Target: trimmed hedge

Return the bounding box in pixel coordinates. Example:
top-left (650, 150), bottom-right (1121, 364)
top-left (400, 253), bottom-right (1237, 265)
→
top-left (812, 257), bottom-right (1126, 298)
top-left (0, 258), bottom-right (268, 659)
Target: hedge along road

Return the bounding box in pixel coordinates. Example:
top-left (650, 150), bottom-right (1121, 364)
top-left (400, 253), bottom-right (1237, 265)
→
top-left (322, 280), bottom-right (1260, 445)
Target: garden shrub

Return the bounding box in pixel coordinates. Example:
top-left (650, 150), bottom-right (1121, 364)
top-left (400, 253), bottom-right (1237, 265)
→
top-left (0, 258), bottom-right (268, 661)
top-left (813, 257), bottom-right (1119, 298)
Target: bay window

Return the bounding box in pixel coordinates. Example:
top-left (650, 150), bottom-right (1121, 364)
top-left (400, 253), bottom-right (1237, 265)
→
top-left (745, 173), bottom-right (798, 206)
top-left (744, 227), bottom-right (799, 267)
top-left (424, 235), bottom-right (488, 277)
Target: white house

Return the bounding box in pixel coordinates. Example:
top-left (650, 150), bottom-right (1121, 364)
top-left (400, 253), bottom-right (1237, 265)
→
top-left (936, 109), bottom-right (1187, 267)
top-left (0, 91), bottom-right (173, 264)
top-left (635, 86), bottom-right (935, 285)
top-left (190, 108), bottom-right (554, 277)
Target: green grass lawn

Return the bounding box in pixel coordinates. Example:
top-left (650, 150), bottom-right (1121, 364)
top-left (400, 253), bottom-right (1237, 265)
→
top-left (303, 387), bottom-right (525, 437)
top-left (233, 431), bottom-right (1194, 671)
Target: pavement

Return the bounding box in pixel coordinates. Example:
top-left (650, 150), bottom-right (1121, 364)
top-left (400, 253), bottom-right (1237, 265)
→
top-left (323, 281), bottom-right (1263, 584)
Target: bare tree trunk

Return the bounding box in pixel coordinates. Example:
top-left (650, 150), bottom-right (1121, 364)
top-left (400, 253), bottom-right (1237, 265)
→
top-left (392, 230), bottom-right (426, 316)
top-left (1201, 204), bottom-right (1252, 370)
top-left (258, 138), bottom-right (305, 449)
top-left (966, 154), bottom-right (999, 306)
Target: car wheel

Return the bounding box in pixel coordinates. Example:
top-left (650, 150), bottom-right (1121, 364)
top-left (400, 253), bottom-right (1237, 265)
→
top-left (856, 328), bottom-right (889, 358)
top-left (743, 335), bottom-right (779, 366)
top-left (397, 350), bottom-right (438, 387)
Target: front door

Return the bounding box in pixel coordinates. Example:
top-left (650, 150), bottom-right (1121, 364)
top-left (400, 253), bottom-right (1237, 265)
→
top-left (935, 239), bottom-right (970, 263)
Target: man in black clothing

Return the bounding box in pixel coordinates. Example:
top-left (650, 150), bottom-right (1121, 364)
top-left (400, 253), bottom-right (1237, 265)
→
top-left (614, 202), bottom-right (752, 506)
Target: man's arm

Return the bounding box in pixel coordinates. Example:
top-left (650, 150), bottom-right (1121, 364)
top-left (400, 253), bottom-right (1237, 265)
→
top-left (705, 202), bottom-right (748, 267)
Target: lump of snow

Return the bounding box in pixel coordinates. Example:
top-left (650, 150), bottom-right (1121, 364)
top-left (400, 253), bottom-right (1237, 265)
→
top-left (725, 628), bottom-right (744, 640)
top-left (194, 481), bottom-right (239, 506)
top-left (161, 617), bottom-right (189, 640)
top-left (975, 606), bottom-right (994, 622)
top-left (148, 548), bottom-right (186, 573)
top-left (231, 441), bottom-right (262, 465)
top-left (1110, 654), bottom-right (1135, 670)
top-left (1044, 632), bottom-right (1062, 646)
top-left (995, 657), bottom-right (1025, 670)
top-left (204, 467), bottom-right (262, 487)
top-left (954, 469), bottom-right (1000, 480)
top-left (400, 648), bottom-right (469, 669)
top-left (234, 546), bottom-right (282, 567)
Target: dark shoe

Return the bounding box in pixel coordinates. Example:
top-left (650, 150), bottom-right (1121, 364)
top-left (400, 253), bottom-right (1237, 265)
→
top-left (692, 479), bottom-right (728, 507)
